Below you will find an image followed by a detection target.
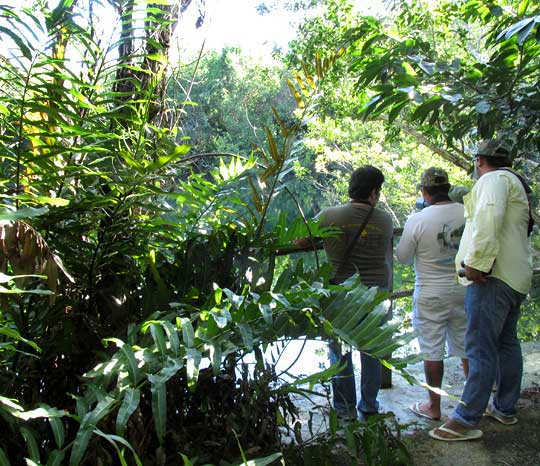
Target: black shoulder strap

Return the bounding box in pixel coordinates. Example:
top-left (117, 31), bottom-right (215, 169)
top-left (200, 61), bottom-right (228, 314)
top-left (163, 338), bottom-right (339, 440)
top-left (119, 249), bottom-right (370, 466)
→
top-left (498, 168), bottom-right (534, 236)
top-left (331, 205), bottom-right (374, 283)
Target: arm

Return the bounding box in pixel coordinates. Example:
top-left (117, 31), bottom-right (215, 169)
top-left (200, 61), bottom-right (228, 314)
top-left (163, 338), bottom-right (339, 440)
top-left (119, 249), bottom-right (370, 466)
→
top-left (292, 237), bottom-right (315, 247)
top-left (396, 216), bottom-right (417, 265)
top-left (289, 210), bottom-right (326, 249)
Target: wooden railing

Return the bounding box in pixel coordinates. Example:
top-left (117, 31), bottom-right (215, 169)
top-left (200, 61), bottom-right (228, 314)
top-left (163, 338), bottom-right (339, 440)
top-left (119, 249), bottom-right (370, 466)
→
top-left (275, 228), bottom-right (413, 301)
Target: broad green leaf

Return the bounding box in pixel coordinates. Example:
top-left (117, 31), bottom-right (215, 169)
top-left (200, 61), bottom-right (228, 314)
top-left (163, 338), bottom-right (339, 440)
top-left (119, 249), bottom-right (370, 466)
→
top-left (116, 388), bottom-right (140, 436)
top-left (103, 338), bottom-right (141, 385)
top-left (387, 100), bottom-right (408, 124)
top-left (88, 396), bottom-right (116, 425)
top-left (223, 288), bottom-right (245, 310)
top-left (499, 17), bottom-right (534, 41)
top-left (49, 415), bottom-right (65, 449)
top-left (236, 322), bottom-right (253, 351)
top-left (210, 307), bottom-right (231, 328)
top-left (84, 355), bottom-right (121, 379)
top-left (230, 452), bottom-right (282, 466)
top-left (265, 127), bottom-right (280, 163)
top-left (0, 25), bottom-right (32, 59)
top-left (118, 151), bottom-right (143, 171)
top-left (401, 61), bottom-right (416, 76)
top-left (160, 321), bottom-right (181, 358)
top-left (289, 363), bottom-right (343, 390)
top-left (186, 348), bottom-right (202, 389)
top-left (0, 396), bottom-right (23, 412)
top-left (0, 285), bottom-right (53, 296)
top-left (338, 304), bottom-right (388, 345)
top-left (20, 427), bottom-right (40, 463)
top-left (0, 448), bottom-right (10, 466)
top-left (11, 195), bottom-right (69, 207)
top-left (411, 96), bottom-right (442, 124)
top-left (259, 303), bottom-right (273, 325)
top-left (177, 318), bottom-right (195, 347)
top-left (93, 428), bottom-right (143, 466)
top-left (11, 405), bottom-right (65, 448)
top-left (146, 144), bottom-right (190, 171)
top-left (286, 78), bottom-right (305, 109)
top-left (150, 381), bottom-right (167, 445)
top-left (213, 285), bottom-right (223, 305)
top-left (517, 18), bottom-right (537, 44)
top-left (150, 323), bottom-right (167, 360)
top-left (441, 93), bottom-right (462, 104)
top-left (70, 396), bottom-right (116, 466)
top-left (151, 357), bottom-right (184, 384)
top-left (518, 0), bottom-right (530, 16)
top-left (46, 450), bottom-right (66, 466)
top-left (180, 453), bottom-right (194, 466)
top-left (0, 326), bottom-right (41, 352)
top-left (10, 405), bottom-right (64, 421)
top-left (206, 342), bottom-right (222, 375)
top-left (146, 52), bottom-right (167, 64)
top-left (0, 207), bottom-right (48, 221)
top-left (358, 325), bottom-right (398, 351)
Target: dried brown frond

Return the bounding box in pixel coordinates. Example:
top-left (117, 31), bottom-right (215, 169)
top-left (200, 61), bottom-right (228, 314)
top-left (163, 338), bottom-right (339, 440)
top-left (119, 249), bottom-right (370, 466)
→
top-left (0, 220), bottom-right (74, 304)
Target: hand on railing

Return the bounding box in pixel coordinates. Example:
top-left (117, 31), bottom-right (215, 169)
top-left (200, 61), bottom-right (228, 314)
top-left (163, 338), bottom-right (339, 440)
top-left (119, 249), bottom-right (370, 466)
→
top-left (274, 237), bottom-right (323, 256)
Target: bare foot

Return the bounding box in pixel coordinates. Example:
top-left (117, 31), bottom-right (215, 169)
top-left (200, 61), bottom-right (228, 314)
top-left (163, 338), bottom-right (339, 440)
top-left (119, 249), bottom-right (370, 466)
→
top-left (432, 419), bottom-right (470, 439)
top-left (417, 401), bottom-right (441, 421)
top-left (410, 401), bottom-right (441, 420)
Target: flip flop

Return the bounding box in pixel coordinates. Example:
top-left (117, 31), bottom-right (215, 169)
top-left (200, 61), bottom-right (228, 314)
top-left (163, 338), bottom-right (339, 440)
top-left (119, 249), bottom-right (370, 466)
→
top-left (429, 424), bottom-right (483, 442)
top-left (409, 402), bottom-right (440, 421)
top-left (484, 405), bottom-right (518, 425)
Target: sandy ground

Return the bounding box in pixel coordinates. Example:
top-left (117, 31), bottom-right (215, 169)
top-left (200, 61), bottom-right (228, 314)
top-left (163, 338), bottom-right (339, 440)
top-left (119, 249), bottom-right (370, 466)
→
top-left (284, 341), bottom-right (540, 466)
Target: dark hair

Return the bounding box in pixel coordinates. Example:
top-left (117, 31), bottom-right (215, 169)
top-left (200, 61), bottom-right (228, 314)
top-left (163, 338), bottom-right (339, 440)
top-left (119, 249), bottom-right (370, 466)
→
top-left (348, 165), bottom-right (385, 200)
top-left (424, 184), bottom-right (451, 197)
top-left (482, 156), bottom-right (512, 168)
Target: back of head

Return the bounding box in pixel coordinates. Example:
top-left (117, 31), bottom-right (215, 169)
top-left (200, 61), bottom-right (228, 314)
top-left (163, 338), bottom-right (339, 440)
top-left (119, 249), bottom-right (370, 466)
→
top-left (348, 165), bottom-right (385, 200)
top-left (419, 167), bottom-right (451, 196)
top-left (476, 139), bottom-right (512, 167)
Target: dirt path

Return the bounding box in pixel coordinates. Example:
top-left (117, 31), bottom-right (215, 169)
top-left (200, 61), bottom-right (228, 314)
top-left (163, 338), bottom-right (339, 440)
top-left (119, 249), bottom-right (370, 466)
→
top-left (404, 342), bottom-right (540, 466)
top-left (289, 341), bottom-right (540, 466)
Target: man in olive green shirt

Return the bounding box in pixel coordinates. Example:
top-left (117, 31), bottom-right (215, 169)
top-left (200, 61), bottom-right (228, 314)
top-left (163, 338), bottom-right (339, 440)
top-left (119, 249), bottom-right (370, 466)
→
top-left (313, 166), bottom-right (393, 418)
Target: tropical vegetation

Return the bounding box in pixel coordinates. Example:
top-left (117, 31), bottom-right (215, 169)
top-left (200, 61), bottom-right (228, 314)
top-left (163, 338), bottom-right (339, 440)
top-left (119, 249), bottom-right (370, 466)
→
top-left (0, 0), bottom-right (539, 465)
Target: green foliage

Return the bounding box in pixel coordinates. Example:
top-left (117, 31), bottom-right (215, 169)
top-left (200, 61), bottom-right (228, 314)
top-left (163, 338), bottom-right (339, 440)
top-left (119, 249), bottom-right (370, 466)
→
top-left (0, 2), bottom-right (419, 465)
top-left (174, 48), bottom-right (295, 157)
top-left (346, 0), bottom-right (539, 165)
top-left (284, 412), bottom-right (412, 466)
top-left (284, 0), bottom-right (540, 338)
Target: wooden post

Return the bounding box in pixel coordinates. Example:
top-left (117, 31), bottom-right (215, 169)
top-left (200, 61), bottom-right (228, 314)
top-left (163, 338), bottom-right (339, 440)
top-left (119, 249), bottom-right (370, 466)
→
top-left (380, 231), bottom-right (396, 389)
top-left (380, 229), bottom-right (410, 388)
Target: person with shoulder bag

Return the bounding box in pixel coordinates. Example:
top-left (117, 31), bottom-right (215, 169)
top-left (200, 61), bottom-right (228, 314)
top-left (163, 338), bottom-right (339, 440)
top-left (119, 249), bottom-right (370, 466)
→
top-left (430, 139), bottom-right (533, 441)
top-left (295, 166), bottom-right (393, 419)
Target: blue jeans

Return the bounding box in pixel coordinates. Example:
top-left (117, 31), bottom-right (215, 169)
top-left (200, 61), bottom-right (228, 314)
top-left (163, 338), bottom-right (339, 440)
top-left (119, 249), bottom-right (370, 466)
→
top-left (329, 340), bottom-right (381, 415)
top-left (453, 277), bottom-right (525, 428)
